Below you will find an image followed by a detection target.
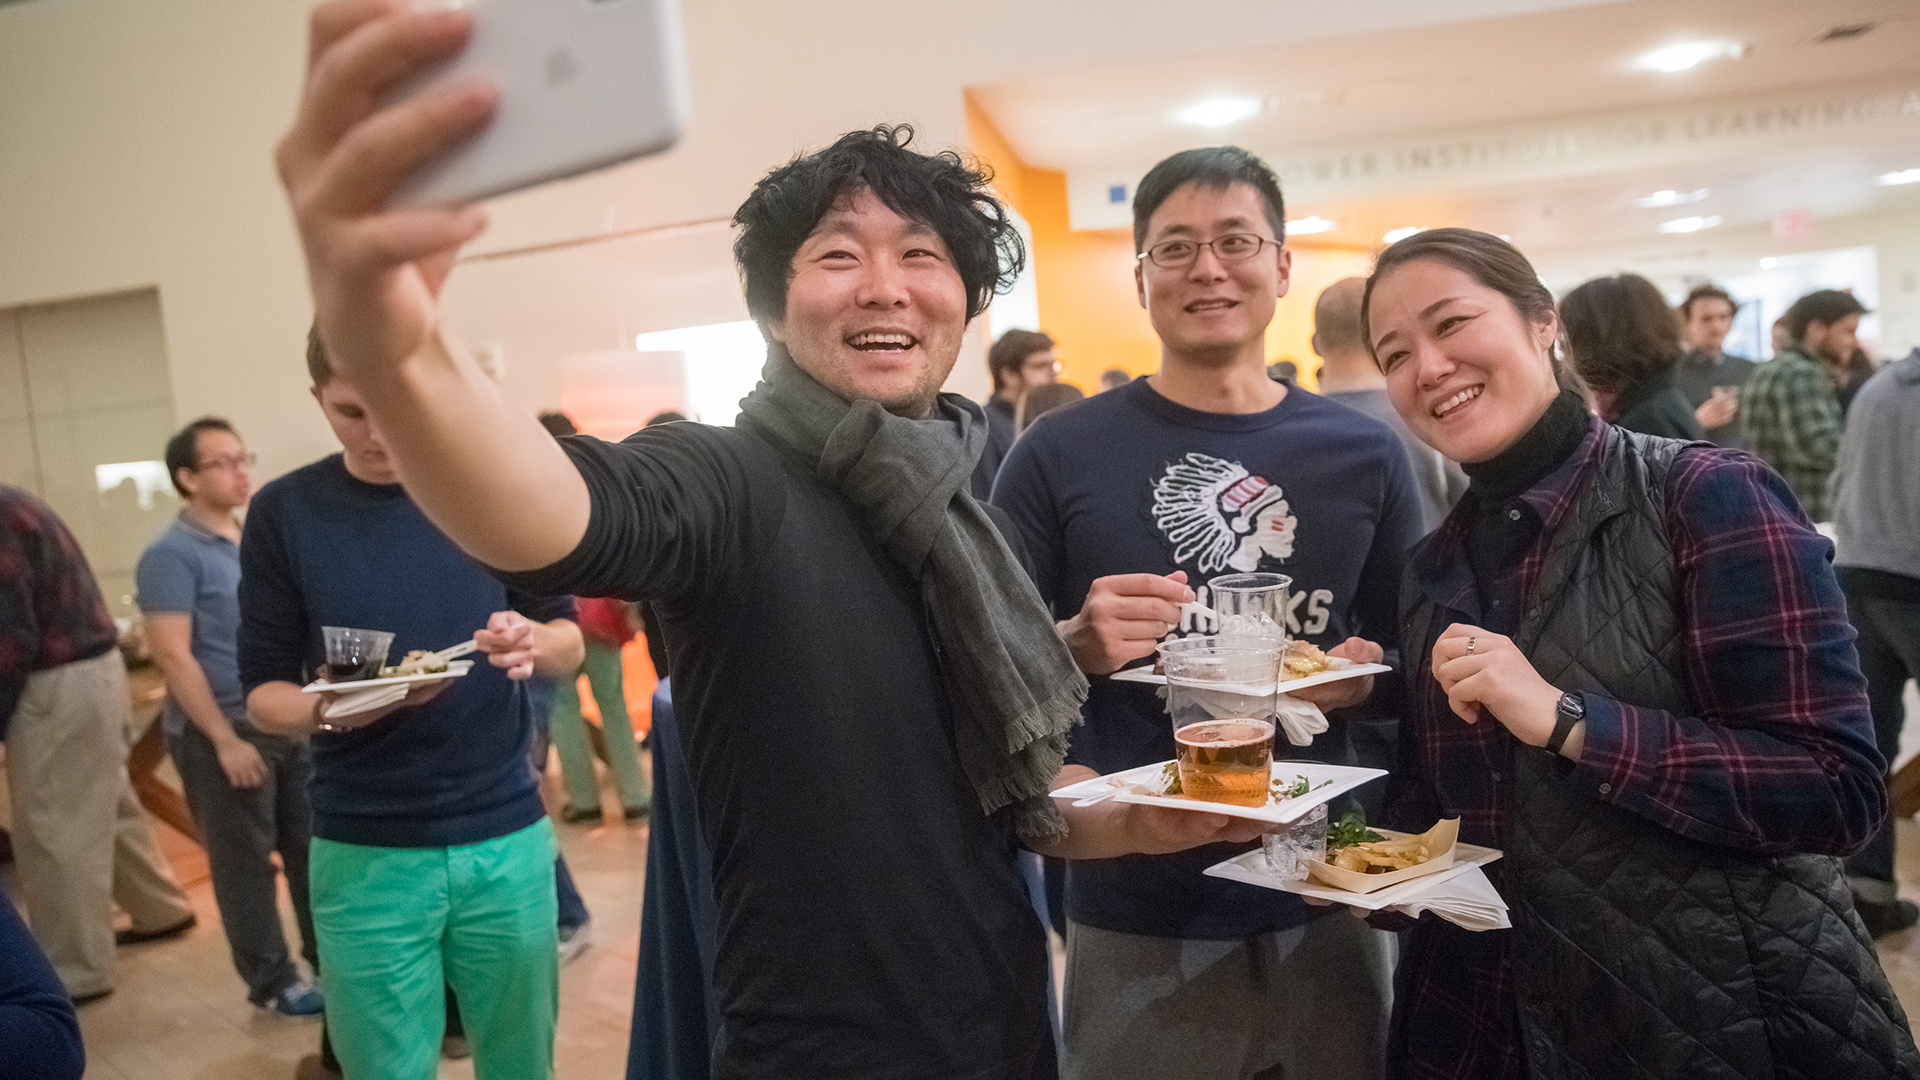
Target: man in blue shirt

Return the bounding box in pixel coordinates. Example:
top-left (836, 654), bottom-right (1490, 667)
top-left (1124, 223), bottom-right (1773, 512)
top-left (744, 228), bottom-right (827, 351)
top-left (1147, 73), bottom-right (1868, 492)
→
top-left (994, 147), bottom-right (1422, 1080)
top-left (240, 341), bottom-right (582, 1080)
top-left (138, 418), bottom-right (324, 1017)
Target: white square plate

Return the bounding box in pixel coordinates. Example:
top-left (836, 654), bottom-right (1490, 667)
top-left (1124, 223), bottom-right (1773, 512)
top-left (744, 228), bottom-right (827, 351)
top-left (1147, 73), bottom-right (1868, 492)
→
top-left (1050, 759), bottom-right (1388, 825)
top-left (1204, 840), bottom-right (1504, 909)
top-left (1109, 658), bottom-right (1393, 696)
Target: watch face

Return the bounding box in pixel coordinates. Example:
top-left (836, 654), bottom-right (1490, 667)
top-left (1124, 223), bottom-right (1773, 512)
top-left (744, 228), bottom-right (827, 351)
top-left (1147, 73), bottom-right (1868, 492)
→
top-left (1560, 692), bottom-right (1586, 719)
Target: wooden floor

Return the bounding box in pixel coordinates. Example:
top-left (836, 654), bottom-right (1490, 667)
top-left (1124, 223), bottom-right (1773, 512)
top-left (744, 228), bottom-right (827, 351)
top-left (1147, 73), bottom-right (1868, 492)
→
top-left (11, 686), bottom-right (1920, 1079)
top-left (3, 761), bottom-right (648, 1080)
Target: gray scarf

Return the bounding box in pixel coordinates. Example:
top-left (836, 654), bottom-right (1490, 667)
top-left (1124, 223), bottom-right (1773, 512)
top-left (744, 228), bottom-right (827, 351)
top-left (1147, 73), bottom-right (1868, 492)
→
top-left (736, 345), bottom-right (1087, 843)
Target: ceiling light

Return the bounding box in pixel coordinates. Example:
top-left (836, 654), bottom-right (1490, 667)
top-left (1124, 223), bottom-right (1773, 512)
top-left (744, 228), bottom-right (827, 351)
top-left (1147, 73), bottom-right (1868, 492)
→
top-left (1878, 168), bottom-right (1920, 186)
top-left (1383, 227), bottom-right (1424, 243)
top-left (1658, 215), bottom-right (1722, 234)
top-left (1634, 187), bottom-right (1710, 208)
top-left (1633, 42), bottom-right (1741, 73)
top-left (1287, 216), bottom-right (1336, 235)
top-left (1171, 96), bottom-right (1263, 128)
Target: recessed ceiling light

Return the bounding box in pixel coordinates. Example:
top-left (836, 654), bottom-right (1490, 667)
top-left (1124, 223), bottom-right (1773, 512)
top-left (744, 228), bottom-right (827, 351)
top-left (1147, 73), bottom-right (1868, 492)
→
top-left (1633, 42), bottom-right (1742, 73)
top-left (1383, 227), bottom-right (1424, 243)
top-left (1171, 96), bottom-right (1262, 128)
top-left (1634, 187), bottom-right (1710, 208)
top-left (1878, 168), bottom-right (1920, 186)
top-left (1287, 216), bottom-right (1337, 235)
top-left (1658, 215), bottom-right (1723, 234)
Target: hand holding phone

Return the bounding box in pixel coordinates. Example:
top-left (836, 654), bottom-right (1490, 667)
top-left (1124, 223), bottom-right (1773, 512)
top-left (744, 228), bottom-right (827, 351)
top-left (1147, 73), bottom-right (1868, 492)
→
top-left (277, 0), bottom-right (496, 387)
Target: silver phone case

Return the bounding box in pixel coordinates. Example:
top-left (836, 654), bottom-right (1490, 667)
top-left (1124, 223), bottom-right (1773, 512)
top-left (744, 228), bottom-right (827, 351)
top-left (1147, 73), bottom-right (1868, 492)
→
top-left (387, 0), bottom-right (689, 208)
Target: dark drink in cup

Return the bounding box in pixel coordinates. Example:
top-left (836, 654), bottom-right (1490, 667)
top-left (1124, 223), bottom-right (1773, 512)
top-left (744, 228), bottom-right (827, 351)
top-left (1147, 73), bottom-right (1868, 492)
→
top-left (1174, 718), bottom-right (1274, 806)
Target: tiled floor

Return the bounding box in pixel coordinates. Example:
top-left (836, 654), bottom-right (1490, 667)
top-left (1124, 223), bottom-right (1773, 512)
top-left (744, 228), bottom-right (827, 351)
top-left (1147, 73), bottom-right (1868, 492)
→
top-left (11, 685), bottom-right (1920, 1078)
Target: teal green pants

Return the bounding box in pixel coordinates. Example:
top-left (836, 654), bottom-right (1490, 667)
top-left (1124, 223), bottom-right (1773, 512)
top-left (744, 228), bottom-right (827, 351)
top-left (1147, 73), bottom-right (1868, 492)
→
top-left (549, 639), bottom-right (650, 814)
top-left (311, 819), bottom-right (558, 1080)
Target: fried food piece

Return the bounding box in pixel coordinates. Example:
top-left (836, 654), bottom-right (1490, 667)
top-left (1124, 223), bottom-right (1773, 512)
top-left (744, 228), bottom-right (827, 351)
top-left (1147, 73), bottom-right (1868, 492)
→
top-left (385, 649), bottom-right (449, 677)
top-left (1331, 833), bottom-right (1438, 874)
top-left (1282, 640), bottom-right (1333, 679)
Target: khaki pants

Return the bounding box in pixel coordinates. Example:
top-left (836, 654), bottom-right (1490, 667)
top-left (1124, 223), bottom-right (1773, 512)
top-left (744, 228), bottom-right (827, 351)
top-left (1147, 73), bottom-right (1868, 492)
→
top-left (6, 649), bottom-right (193, 997)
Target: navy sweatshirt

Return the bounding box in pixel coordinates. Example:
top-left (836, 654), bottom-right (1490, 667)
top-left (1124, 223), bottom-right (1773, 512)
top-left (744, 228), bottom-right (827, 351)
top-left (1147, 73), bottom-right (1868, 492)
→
top-left (238, 454), bottom-right (568, 848)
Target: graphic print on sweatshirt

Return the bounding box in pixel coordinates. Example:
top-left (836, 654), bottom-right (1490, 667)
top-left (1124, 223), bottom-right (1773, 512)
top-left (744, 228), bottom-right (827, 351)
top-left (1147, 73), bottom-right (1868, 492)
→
top-left (1151, 452), bottom-right (1299, 574)
top-left (1149, 452), bottom-right (1335, 637)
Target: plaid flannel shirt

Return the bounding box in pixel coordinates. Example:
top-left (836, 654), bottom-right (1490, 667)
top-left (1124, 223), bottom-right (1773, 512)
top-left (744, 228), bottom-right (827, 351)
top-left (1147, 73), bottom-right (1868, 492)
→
top-left (1380, 418), bottom-right (1881, 1079)
top-left (0, 485), bottom-right (119, 735)
top-left (1740, 347), bottom-right (1843, 521)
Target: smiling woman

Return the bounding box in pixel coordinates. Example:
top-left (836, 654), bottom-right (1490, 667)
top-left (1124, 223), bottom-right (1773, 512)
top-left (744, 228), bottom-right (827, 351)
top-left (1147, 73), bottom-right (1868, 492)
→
top-left (1353, 228), bottom-right (1917, 1079)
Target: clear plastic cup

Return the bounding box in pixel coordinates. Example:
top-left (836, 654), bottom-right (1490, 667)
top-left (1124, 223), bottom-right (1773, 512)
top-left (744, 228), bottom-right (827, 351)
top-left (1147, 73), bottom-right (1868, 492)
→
top-left (1157, 636), bottom-right (1279, 807)
top-left (321, 626), bottom-right (394, 683)
top-left (1207, 572), bottom-right (1291, 647)
top-left (1262, 801), bottom-right (1328, 880)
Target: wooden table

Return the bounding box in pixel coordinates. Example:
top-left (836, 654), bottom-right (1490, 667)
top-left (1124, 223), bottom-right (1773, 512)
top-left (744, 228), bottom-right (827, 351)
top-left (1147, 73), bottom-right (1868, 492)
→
top-left (125, 664), bottom-right (201, 846)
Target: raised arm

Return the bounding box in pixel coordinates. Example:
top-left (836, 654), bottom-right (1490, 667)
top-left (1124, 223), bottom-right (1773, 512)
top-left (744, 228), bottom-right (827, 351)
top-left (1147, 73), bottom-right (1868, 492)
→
top-left (275, 0), bottom-right (586, 572)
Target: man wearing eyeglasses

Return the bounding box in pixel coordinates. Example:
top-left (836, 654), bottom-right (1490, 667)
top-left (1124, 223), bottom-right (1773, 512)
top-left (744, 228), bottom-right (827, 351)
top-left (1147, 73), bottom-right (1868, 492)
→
top-left (136, 419), bottom-right (326, 1018)
top-left (993, 147), bottom-right (1421, 1080)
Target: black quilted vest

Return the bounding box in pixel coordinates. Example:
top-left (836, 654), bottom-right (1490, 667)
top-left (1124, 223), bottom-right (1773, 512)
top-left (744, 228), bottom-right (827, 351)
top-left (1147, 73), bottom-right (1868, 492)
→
top-left (1404, 426), bottom-right (1920, 1079)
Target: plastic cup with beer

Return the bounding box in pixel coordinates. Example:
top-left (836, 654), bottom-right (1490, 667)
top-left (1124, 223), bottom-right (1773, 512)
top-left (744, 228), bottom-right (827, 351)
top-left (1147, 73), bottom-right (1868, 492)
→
top-left (1207, 572), bottom-right (1291, 647)
top-left (1157, 635), bottom-right (1280, 807)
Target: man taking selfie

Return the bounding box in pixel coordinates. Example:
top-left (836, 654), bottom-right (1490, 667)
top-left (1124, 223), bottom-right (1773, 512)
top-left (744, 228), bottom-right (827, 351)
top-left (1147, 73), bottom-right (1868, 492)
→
top-left (275, 4), bottom-right (1266, 1076)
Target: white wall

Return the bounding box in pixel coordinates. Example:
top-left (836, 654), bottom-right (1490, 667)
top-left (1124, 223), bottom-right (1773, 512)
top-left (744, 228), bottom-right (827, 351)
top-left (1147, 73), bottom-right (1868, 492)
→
top-left (0, 0), bottom-right (1631, 480)
top-left (1531, 206), bottom-right (1920, 360)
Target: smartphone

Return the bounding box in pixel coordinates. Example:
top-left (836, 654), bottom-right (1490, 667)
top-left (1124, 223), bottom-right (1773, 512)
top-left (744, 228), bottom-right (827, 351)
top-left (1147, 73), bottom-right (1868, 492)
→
top-left (385, 0), bottom-right (690, 208)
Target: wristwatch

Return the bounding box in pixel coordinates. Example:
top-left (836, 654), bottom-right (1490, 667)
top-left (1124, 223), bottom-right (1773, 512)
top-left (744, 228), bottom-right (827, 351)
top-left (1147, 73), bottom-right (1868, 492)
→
top-left (1545, 691), bottom-right (1585, 756)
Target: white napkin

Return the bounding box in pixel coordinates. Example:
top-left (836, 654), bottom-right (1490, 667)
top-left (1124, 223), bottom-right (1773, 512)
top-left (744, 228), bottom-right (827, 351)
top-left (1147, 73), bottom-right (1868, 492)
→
top-left (324, 683), bottom-right (408, 719)
top-left (1274, 693), bottom-right (1328, 746)
top-left (1387, 864), bottom-right (1510, 931)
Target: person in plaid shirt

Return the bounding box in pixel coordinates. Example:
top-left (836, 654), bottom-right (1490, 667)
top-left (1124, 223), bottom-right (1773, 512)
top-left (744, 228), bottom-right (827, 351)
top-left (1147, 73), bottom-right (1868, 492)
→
top-left (1740, 289), bottom-right (1867, 521)
top-left (2, 484), bottom-right (195, 1002)
top-left (1350, 230), bottom-right (1916, 1078)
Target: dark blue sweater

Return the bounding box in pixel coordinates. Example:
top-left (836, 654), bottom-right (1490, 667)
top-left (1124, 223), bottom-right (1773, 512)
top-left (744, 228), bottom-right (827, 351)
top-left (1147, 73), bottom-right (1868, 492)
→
top-left (238, 455), bottom-right (567, 848)
top-left (994, 379), bottom-right (1422, 938)
top-left (0, 884), bottom-right (82, 1080)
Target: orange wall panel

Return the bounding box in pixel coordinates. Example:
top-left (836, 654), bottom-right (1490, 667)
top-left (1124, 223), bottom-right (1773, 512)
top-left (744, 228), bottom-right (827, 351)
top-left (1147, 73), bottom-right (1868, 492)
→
top-left (964, 95), bottom-right (1378, 394)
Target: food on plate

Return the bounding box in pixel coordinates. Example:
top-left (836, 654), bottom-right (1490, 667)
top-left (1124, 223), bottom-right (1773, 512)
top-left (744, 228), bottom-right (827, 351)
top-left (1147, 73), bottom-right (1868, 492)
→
top-left (1327, 814), bottom-right (1446, 874)
top-left (1282, 639), bottom-right (1334, 679)
top-left (381, 650), bottom-right (450, 678)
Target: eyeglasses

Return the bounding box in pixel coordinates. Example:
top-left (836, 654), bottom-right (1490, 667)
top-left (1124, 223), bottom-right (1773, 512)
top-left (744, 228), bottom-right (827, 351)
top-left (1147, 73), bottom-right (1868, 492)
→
top-left (1137, 232), bottom-right (1276, 269)
top-left (194, 452), bottom-right (257, 472)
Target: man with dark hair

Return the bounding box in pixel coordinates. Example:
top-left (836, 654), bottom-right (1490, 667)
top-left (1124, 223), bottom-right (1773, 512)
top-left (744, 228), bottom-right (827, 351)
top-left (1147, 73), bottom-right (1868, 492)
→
top-left (1673, 284), bottom-right (1754, 445)
top-left (976, 328), bottom-right (1058, 498)
top-left (994, 146), bottom-right (1419, 1080)
top-left (1743, 288), bottom-right (1869, 520)
top-left (1313, 275), bottom-right (1464, 530)
top-left (277, 7), bottom-right (1262, 1074)
top-left (137, 418), bottom-right (324, 1017)
top-left (2, 485), bottom-right (195, 1004)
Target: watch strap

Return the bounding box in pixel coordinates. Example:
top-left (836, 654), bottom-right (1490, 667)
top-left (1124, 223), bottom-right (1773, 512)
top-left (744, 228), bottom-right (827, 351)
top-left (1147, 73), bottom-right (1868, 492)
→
top-left (1545, 691), bottom-right (1583, 756)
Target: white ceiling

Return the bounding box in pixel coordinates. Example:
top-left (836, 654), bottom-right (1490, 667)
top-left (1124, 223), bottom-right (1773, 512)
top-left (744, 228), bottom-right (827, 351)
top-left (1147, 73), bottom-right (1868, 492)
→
top-left (970, 0), bottom-right (1920, 254)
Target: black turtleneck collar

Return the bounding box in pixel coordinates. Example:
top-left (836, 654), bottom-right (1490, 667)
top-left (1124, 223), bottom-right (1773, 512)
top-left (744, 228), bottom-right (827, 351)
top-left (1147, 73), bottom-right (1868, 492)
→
top-left (1461, 389), bottom-right (1589, 503)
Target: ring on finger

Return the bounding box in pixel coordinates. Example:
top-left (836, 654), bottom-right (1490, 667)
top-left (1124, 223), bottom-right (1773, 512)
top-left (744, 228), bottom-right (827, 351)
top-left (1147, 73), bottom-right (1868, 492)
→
top-left (1466, 636), bottom-right (1476, 655)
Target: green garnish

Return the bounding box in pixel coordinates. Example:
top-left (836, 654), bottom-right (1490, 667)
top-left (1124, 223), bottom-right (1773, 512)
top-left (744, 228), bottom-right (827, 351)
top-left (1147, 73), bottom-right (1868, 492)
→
top-left (1161, 760), bottom-right (1183, 795)
top-left (1327, 809), bottom-right (1385, 852)
top-left (1269, 774), bottom-right (1332, 803)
